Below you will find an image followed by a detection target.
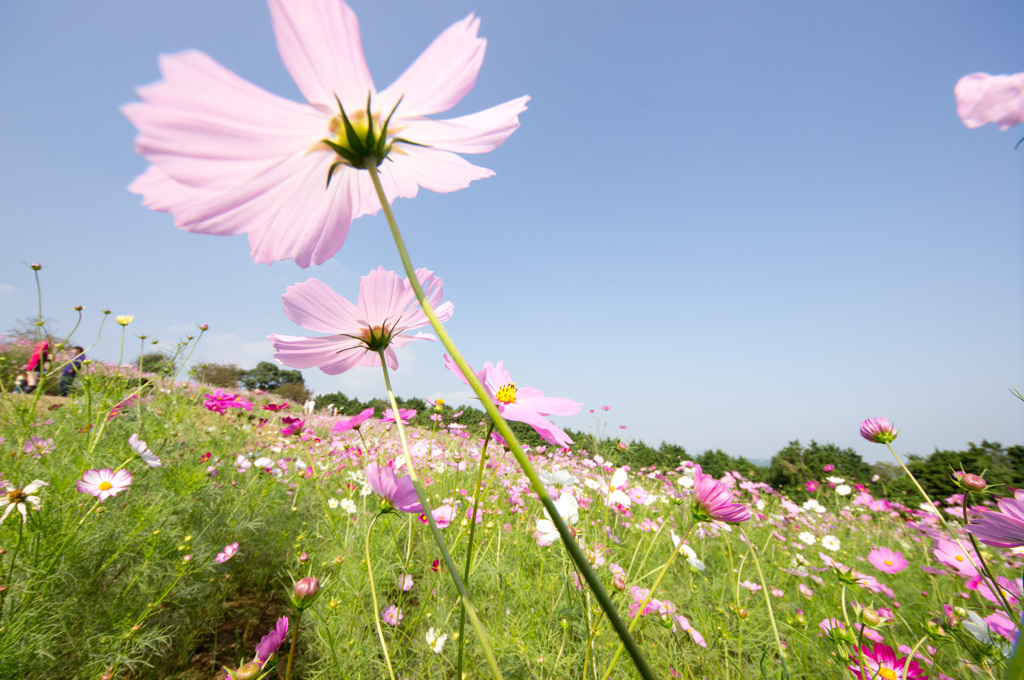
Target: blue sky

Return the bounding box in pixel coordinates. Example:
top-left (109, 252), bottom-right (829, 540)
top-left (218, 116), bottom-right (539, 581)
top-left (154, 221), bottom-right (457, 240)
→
top-left (1, 0), bottom-right (1021, 464)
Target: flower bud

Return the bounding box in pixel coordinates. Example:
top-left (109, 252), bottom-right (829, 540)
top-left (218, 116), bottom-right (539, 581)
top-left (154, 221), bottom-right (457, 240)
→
top-left (960, 473), bottom-right (986, 492)
top-left (613, 576), bottom-right (626, 591)
top-left (30, 263), bottom-right (41, 271)
top-left (73, 305), bottom-right (83, 311)
top-left (737, 608), bottom-right (749, 620)
top-left (199, 324), bottom-right (209, 331)
top-left (229, 661), bottom-right (262, 680)
top-left (926, 618), bottom-right (946, 639)
top-left (298, 552), bottom-right (310, 563)
top-left (294, 576), bottom-right (320, 608)
top-left (861, 608), bottom-right (881, 627)
top-left (103, 309), bottom-right (111, 314)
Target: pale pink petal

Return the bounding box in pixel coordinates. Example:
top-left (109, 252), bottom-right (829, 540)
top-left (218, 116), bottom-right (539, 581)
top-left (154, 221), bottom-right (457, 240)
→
top-left (124, 51), bottom-right (325, 193)
top-left (269, 335), bottom-right (375, 374)
top-left (267, 0), bottom-right (375, 110)
top-left (387, 146), bottom-right (495, 194)
top-left (281, 279), bottom-right (359, 334)
top-left (402, 97), bottom-right (530, 154)
top-left (955, 72), bottom-right (1024, 130)
top-left (502, 403), bottom-right (573, 448)
top-left (378, 14), bottom-right (485, 117)
top-left (516, 389), bottom-right (583, 417)
top-left (355, 268), bottom-right (407, 327)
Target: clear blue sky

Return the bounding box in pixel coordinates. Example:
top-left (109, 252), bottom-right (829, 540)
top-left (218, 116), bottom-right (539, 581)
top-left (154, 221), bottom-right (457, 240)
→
top-left (1, 0), bottom-right (1021, 464)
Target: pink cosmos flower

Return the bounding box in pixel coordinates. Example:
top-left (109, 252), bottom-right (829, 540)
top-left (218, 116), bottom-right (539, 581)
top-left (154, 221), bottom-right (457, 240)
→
top-left (932, 538), bottom-right (978, 577)
top-left (255, 616), bottom-right (289, 665)
top-left (848, 643), bottom-right (928, 680)
top-left (365, 462), bottom-right (423, 513)
top-left (382, 604), bottom-right (403, 626)
top-left (261, 402), bottom-right (289, 411)
top-left (955, 71), bottom-right (1024, 131)
top-left (672, 615), bottom-right (707, 647)
top-left (332, 406), bottom-right (375, 432)
top-left (443, 354), bottom-right (582, 447)
top-left (269, 268), bottom-right (453, 374)
top-left (280, 416), bottom-right (305, 437)
top-left (124, 0), bottom-right (529, 268)
top-left (398, 574), bottom-right (414, 591)
top-left (868, 547), bottom-right (908, 575)
top-left (381, 408), bottom-right (417, 424)
top-left (76, 469), bottom-right (133, 502)
top-left (966, 489), bottom-right (1024, 548)
top-left (690, 464), bottom-right (751, 524)
top-left (215, 542), bottom-right (239, 564)
top-left (432, 504), bottom-right (457, 529)
top-left (860, 418), bottom-right (898, 444)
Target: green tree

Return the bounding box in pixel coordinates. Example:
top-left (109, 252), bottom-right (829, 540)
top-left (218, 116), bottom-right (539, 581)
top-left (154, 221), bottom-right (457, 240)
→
top-left (892, 441), bottom-right (1018, 500)
top-left (136, 352), bottom-right (176, 376)
top-left (240, 361), bottom-right (304, 391)
top-left (191, 362), bottom-right (244, 388)
top-left (766, 440), bottom-right (872, 500)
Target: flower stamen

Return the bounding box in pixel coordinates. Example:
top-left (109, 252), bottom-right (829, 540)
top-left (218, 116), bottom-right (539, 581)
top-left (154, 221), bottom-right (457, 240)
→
top-left (495, 383), bottom-right (517, 405)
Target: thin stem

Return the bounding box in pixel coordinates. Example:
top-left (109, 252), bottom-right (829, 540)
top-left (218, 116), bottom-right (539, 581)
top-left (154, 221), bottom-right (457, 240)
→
top-left (742, 527), bottom-right (790, 679)
top-left (377, 353), bottom-right (503, 680)
top-left (458, 422), bottom-right (495, 680)
top-left (284, 611), bottom-right (301, 680)
top-left (366, 514), bottom-right (397, 680)
top-left (365, 160), bottom-right (655, 680)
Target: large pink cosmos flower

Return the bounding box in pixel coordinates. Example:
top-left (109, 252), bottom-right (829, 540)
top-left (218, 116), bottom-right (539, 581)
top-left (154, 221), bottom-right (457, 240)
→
top-left (269, 267), bottom-right (453, 374)
top-left (365, 462), bottom-right (423, 513)
top-left (255, 616), bottom-right (289, 665)
top-left (860, 418), bottom-right (898, 444)
top-left (690, 464), bottom-right (751, 524)
top-left (442, 354), bottom-right (582, 448)
top-left (76, 469), bottom-right (133, 503)
top-left (848, 643), bottom-right (928, 680)
top-left (932, 538), bottom-right (978, 577)
top-left (124, 0), bottom-right (529, 268)
top-left (967, 489), bottom-right (1024, 548)
top-left (867, 547), bottom-right (908, 575)
top-left (955, 71), bottom-right (1024, 131)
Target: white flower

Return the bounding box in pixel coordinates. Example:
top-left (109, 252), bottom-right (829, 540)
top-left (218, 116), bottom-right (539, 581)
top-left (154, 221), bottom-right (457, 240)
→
top-left (328, 498), bottom-right (339, 509)
top-left (801, 499), bottom-right (826, 514)
top-left (536, 492), bottom-right (579, 544)
top-left (834, 484), bottom-right (852, 497)
top-left (919, 502), bottom-right (940, 515)
top-left (539, 469), bottom-right (579, 486)
top-left (340, 499), bottom-right (357, 514)
top-left (670, 530), bottom-right (705, 571)
top-left (254, 457), bottom-right (275, 468)
top-left (677, 475), bottom-right (694, 489)
top-left (798, 531), bottom-right (816, 546)
top-left (591, 468), bottom-right (631, 507)
top-left (426, 627), bottom-right (448, 653)
top-left (129, 433), bottom-right (162, 468)
top-left (0, 480), bottom-right (49, 524)
top-left (821, 535), bottom-right (841, 551)
top-left (826, 476), bottom-right (845, 485)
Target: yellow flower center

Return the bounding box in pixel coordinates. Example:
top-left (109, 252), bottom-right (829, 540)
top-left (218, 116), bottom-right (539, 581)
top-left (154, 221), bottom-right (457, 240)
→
top-left (884, 560), bottom-right (892, 566)
top-left (955, 555), bottom-right (964, 562)
top-left (99, 481), bottom-right (112, 491)
top-left (329, 110), bottom-right (380, 152)
top-left (358, 324), bottom-right (395, 352)
top-left (7, 489), bottom-right (26, 504)
top-left (877, 669), bottom-right (897, 680)
top-left (495, 383), bottom-right (517, 405)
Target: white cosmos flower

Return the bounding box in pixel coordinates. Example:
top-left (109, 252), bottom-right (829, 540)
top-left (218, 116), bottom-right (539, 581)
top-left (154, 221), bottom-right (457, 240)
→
top-left (835, 484), bottom-right (852, 496)
top-left (328, 498), bottom-right (339, 509)
top-left (588, 468), bottom-right (631, 507)
top-left (426, 627), bottom-right (448, 653)
top-left (826, 476), bottom-right (845, 484)
top-left (539, 469), bottom-right (579, 486)
top-left (821, 535), bottom-right (841, 551)
top-left (798, 531), bottom-right (816, 546)
top-left (0, 479), bottom-right (49, 524)
top-left (536, 492), bottom-right (579, 544)
top-left (254, 457), bottom-right (275, 468)
top-left (341, 498), bottom-right (357, 514)
top-left (129, 433), bottom-right (162, 468)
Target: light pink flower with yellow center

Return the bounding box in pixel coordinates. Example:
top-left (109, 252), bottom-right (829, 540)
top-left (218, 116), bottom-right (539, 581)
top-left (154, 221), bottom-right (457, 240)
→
top-left (443, 354), bottom-right (581, 447)
top-left (124, 0), bottom-right (529, 268)
top-left (269, 267), bottom-right (452, 374)
top-left (76, 469), bottom-right (133, 503)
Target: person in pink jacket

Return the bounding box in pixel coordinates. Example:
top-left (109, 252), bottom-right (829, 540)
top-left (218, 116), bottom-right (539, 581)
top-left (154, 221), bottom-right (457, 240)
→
top-left (22, 340), bottom-right (51, 393)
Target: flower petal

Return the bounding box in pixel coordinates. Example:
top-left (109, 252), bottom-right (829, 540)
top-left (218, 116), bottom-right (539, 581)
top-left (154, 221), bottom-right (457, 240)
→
top-left (281, 279), bottom-right (359, 334)
top-left (402, 96), bottom-right (530, 154)
top-left (267, 0), bottom-right (375, 109)
top-left (269, 334), bottom-right (376, 374)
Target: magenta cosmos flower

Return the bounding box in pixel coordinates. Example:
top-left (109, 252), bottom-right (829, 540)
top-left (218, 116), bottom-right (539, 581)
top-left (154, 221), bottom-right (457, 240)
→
top-left (269, 267), bottom-right (453, 374)
top-left (77, 469), bottom-right (133, 502)
top-left (690, 464), bottom-right (751, 524)
top-left (332, 406), bottom-right (374, 432)
top-left (859, 418), bottom-right (899, 445)
top-left (365, 462), bottom-right (422, 513)
top-left (124, 0), bottom-right (529, 268)
top-left (255, 616), bottom-right (289, 665)
top-left (848, 643), bottom-right (928, 680)
top-left (967, 489), bottom-right (1024, 548)
top-left (443, 354), bottom-right (582, 447)
top-left (955, 71), bottom-right (1024, 131)
top-left (867, 547), bottom-right (908, 575)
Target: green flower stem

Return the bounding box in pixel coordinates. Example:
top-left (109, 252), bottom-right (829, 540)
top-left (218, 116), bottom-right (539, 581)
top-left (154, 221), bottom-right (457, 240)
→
top-left (365, 514), bottom-right (397, 680)
top-left (377, 353), bottom-right (504, 680)
top-left (458, 422), bottom-right (495, 680)
top-left (169, 325), bottom-right (206, 384)
top-left (885, 442), bottom-right (986, 576)
top-left (1004, 631), bottom-right (1024, 680)
top-left (742, 527), bottom-right (790, 679)
top-left (365, 161), bottom-right (656, 680)
top-left (600, 522), bottom-right (695, 680)
top-left (284, 610), bottom-right (302, 680)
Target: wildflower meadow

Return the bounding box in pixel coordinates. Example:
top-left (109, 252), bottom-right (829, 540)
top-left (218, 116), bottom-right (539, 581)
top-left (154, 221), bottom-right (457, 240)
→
top-left (3, 1), bottom-right (1023, 679)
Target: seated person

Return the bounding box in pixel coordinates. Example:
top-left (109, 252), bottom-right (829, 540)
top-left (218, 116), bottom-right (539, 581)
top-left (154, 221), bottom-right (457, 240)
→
top-left (59, 346), bottom-right (86, 396)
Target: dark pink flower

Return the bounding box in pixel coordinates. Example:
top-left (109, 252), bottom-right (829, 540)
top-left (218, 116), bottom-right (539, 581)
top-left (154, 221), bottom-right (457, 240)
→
top-left (868, 547), bottom-right (908, 575)
top-left (847, 643), bottom-right (928, 679)
top-left (967, 489), bottom-right (1024, 548)
top-left (261, 402), bottom-right (289, 411)
top-left (860, 418), bottom-right (898, 444)
top-left (443, 354), bottom-right (581, 447)
top-left (955, 71), bottom-right (1024, 131)
top-left (280, 416), bottom-right (305, 437)
top-left (690, 464), bottom-right (751, 524)
top-left (332, 406), bottom-right (375, 432)
top-left (381, 408), bottom-right (416, 424)
top-left (365, 462), bottom-right (422, 513)
top-left (269, 268), bottom-right (452, 374)
top-left (255, 616), bottom-right (289, 665)
top-left (124, 0), bottom-right (528, 268)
